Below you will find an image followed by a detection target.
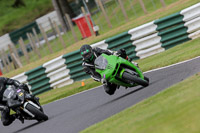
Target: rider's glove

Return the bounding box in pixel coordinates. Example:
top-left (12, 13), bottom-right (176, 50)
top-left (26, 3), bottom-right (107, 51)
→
top-left (113, 51), bottom-right (119, 56)
top-left (19, 83), bottom-right (30, 93)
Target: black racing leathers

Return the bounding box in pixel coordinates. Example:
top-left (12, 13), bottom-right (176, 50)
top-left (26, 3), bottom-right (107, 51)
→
top-left (0, 77), bottom-right (21, 126)
top-left (82, 47), bottom-right (113, 82)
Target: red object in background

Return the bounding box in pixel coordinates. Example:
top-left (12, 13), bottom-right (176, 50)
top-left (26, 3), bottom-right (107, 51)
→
top-left (0, 68), bottom-right (2, 76)
top-left (72, 14), bottom-right (94, 39)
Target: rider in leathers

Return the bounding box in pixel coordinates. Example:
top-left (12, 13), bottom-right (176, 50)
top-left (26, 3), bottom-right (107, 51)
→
top-left (0, 77), bottom-right (37, 126)
top-left (80, 44), bottom-right (138, 95)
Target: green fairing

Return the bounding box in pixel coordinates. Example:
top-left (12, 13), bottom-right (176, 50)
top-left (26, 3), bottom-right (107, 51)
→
top-left (95, 54), bottom-right (144, 87)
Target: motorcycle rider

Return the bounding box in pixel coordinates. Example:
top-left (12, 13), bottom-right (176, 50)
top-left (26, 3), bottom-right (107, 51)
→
top-left (80, 44), bottom-right (139, 95)
top-left (0, 77), bottom-right (38, 126)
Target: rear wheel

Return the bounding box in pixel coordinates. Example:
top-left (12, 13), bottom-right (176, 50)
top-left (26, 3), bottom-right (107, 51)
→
top-left (26, 103), bottom-right (48, 121)
top-left (122, 72), bottom-right (149, 87)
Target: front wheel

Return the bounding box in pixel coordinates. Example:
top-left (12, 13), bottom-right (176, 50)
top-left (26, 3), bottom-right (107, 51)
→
top-left (122, 72), bottom-right (149, 87)
top-left (26, 103), bottom-right (48, 121)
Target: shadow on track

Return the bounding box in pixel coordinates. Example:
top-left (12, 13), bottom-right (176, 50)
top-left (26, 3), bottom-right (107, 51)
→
top-left (86, 86), bottom-right (146, 114)
top-left (103, 86), bottom-right (145, 106)
top-left (13, 121), bottom-right (42, 133)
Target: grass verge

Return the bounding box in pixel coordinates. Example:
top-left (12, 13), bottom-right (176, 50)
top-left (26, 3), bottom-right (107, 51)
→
top-left (81, 73), bottom-right (200, 133)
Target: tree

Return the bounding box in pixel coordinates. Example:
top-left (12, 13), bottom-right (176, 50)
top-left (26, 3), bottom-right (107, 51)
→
top-left (12, 0), bottom-right (26, 8)
top-left (52, 0), bottom-right (76, 31)
top-left (58, 0), bottom-right (76, 18)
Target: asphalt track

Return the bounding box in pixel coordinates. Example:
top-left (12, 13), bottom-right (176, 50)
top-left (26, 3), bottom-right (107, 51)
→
top-left (1, 56), bottom-right (200, 133)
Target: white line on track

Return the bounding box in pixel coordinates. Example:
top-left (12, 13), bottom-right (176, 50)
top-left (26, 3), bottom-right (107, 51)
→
top-left (44, 56), bottom-right (200, 106)
top-left (144, 56), bottom-right (200, 73)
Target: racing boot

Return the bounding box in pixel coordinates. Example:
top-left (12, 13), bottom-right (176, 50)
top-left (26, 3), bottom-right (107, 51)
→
top-left (0, 105), bottom-right (8, 111)
top-left (1, 106), bottom-right (16, 126)
top-left (13, 114), bottom-right (24, 124)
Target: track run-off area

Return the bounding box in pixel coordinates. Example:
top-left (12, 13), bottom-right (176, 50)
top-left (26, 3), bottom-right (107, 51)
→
top-left (1, 56), bottom-right (200, 133)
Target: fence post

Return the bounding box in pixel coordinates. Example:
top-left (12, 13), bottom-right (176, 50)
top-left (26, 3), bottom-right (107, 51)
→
top-left (97, 0), bottom-right (112, 28)
top-left (0, 50), bottom-right (9, 73)
top-left (48, 17), bottom-right (57, 38)
top-left (118, 0), bottom-right (129, 22)
top-left (53, 21), bottom-right (66, 48)
top-left (65, 14), bottom-right (78, 42)
top-left (26, 33), bottom-right (36, 56)
top-left (39, 24), bottom-right (53, 54)
top-left (32, 28), bottom-right (42, 48)
top-left (19, 37), bottom-right (30, 64)
top-left (2, 50), bottom-right (12, 71)
top-left (10, 42), bottom-right (21, 63)
top-left (30, 33), bottom-right (41, 58)
top-left (160, 0), bottom-right (166, 7)
top-left (8, 44), bottom-right (22, 68)
top-left (11, 53), bottom-right (22, 68)
top-left (81, 7), bottom-right (95, 36)
top-left (139, 0), bottom-right (148, 14)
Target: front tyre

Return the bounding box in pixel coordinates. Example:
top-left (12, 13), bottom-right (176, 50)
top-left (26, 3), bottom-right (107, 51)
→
top-left (122, 72), bottom-right (149, 87)
top-left (26, 104), bottom-right (48, 121)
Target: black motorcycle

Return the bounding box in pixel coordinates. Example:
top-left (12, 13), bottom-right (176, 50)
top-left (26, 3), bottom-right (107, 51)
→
top-left (3, 86), bottom-right (48, 122)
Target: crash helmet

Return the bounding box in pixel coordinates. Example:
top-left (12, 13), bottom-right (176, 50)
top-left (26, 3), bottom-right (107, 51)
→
top-left (80, 44), bottom-right (94, 62)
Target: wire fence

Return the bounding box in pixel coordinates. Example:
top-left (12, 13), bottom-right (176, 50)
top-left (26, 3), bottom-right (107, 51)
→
top-left (0, 0), bottom-right (179, 74)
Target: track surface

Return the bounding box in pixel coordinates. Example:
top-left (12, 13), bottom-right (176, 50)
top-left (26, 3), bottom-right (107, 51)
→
top-left (1, 57), bottom-right (200, 133)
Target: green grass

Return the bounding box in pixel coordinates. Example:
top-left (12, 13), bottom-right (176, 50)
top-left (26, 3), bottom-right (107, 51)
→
top-left (81, 73), bottom-right (200, 133)
top-left (0, 0), bottom-right (53, 35)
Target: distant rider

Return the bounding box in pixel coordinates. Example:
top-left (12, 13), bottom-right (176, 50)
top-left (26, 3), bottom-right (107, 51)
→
top-left (0, 77), bottom-right (38, 126)
top-left (80, 44), bottom-right (139, 95)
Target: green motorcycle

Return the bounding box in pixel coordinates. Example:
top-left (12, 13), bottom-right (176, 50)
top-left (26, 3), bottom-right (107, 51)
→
top-left (94, 54), bottom-right (149, 95)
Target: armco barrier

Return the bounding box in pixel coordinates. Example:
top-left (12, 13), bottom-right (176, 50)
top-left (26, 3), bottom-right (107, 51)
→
top-left (180, 2), bottom-right (200, 22)
top-left (10, 2), bottom-right (200, 95)
top-left (63, 50), bottom-right (89, 82)
top-left (106, 32), bottom-right (138, 60)
top-left (43, 56), bottom-right (73, 88)
top-left (154, 12), bottom-right (191, 50)
top-left (133, 33), bottom-right (164, 59)
top-left (128, 21), bottom-right (163, 59)
top-left (25, 66), bottom-right (52, 95)
top-left (128, 21), bottom-right (157, 40)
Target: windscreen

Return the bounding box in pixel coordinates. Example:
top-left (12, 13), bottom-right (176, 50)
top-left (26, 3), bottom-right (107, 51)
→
top-left (94, 55), bottom-right (108, 70)
top-left (3, 86), bottom-right (15, 99)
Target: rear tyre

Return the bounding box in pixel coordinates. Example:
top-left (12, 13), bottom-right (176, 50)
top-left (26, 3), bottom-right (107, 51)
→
top-left (26, 104), bottom-right (48, 121)
top-left (122, 72), bottom-right (149, 87)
